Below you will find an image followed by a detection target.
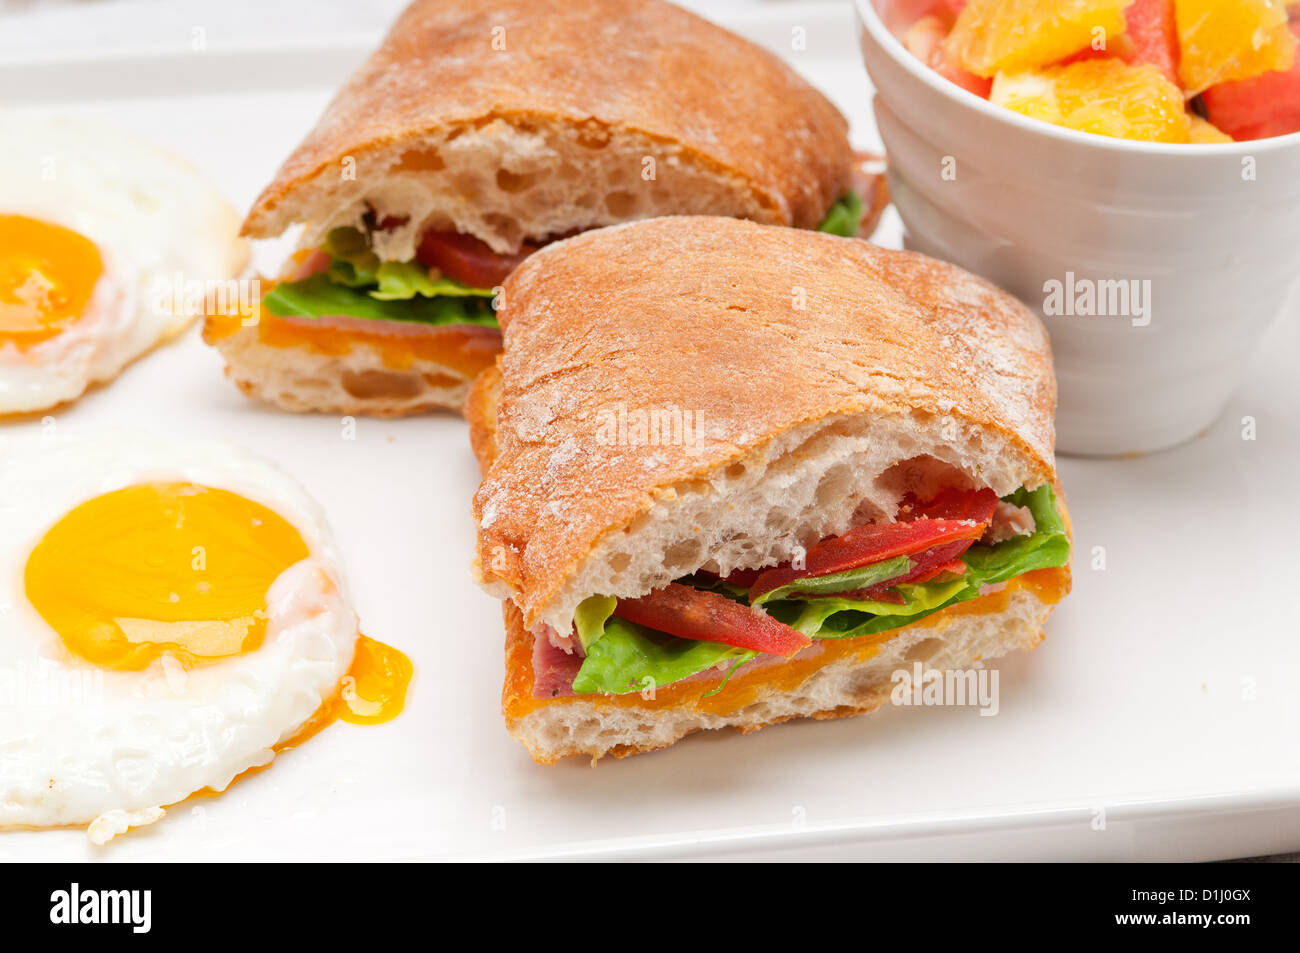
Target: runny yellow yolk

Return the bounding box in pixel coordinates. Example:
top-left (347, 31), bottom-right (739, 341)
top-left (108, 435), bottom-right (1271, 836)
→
top-left (24, 482), bottom-right (310, 670)
top-left (334, 635), bottom-right (413, 725)
top-left (0, 214), bottom-right (103, 348)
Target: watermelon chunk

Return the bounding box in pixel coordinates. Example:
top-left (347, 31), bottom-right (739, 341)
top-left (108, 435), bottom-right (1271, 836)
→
top-left (1202, 20), bottom-right (1300, 140)
top-left (893, 0), bottom-right (952, 26)
top-left (903, 12), bottom-right (993, 97)
top-left (1055, 0), bottom-right (1177, 83)
top-left (935, 39), bottom-right (995, 97)
top-left (1124, 0), bottom-right (1180, 84)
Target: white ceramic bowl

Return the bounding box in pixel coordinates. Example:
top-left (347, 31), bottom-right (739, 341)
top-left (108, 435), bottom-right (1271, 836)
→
top-left (856, 0), bottom-right (1300, 456)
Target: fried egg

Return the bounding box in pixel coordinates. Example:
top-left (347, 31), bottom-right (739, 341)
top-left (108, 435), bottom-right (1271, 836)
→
top-left (0, 110), bottom-right (247, 414)
top-left (0, 431), bottom-right (410, 842)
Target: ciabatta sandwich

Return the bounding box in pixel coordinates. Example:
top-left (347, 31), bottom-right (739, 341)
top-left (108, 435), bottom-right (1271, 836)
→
top-left (205, 0), bottom-right (886, 417)
top-left (469, 216), bottom-right (1071, 764)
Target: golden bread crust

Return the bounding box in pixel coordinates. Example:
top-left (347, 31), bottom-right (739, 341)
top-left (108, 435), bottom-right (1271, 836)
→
top-left (472, 216), bottom-right (1058, 629)
top-left (243, 0), bottom-right (852, 237)
top-left (465, 359), bottom-right (503, 473)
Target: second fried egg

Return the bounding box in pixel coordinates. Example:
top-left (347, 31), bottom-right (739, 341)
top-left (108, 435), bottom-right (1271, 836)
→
top-left (0, 110), bottom-right (247, 414)
top-left (0, 431), bottom-right (407, 841)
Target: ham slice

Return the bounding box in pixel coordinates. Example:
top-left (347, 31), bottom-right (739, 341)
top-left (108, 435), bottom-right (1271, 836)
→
top-left (532, 630), bottom-right (583, 700)
top-left (984, 501), bottom-right (1036, 544)
top-left (276, 312), bottom-right (498, 339)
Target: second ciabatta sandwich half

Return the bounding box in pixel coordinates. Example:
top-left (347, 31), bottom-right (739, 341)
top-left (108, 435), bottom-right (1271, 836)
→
top-left (469, 216), bottom-right (1072, 764)
top-left (205, 0), bottom-right (886, 417)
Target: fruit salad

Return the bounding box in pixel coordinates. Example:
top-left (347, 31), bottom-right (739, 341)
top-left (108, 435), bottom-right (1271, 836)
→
top-left (899, 0), bottom-right (1300, 142)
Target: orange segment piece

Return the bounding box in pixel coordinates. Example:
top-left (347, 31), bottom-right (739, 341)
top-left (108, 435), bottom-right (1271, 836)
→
top-left (991, 60), bottom-right (1192, 141)
top-left (950, 0), bottom-right (1134, 77)
top-left (1175, 0), bottom-right (1297, 94)
top-left (1187, 115), bottom-right (1236, 142)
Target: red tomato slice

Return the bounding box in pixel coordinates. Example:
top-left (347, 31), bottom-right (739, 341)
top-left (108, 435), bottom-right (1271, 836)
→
top-left (723, 567), bottom-right (763, 588)
top-left (819, 542), bottom-right (972, 601)
top-left (613, 583), bottom-right (811, 658)
top-left (415, 231), bottom-right (537, 288)
top-left (685, 567), bottom-right (762, 588)
top-left (907, 557), bottom-right (969, 585)
top-left (750, 487), bottom-right (997, 600)
top-left (903, 486), bottom-right (999, 523)
top-left (750, 518), bottom-right (985, 600)
top-left (891, 539), bottom-right (974, 585)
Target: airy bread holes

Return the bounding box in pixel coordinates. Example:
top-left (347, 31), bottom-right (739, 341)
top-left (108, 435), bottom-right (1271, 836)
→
top-left (604, 190), bottom-right (636, 217)
top-left (876, 454), bottom-right (973, 502)
top-left (903, 638), bottom-right (944, 663)
top-left (394, 148), bottom-right (445, 173)
top-left (341, 369), bottom-right (423, 399)
top-left (662, 537), bottom-right (702, 573)
top-left (496, 168), bottom-right (536, 194)
top-left (575, 126), bottom-right (611, 150)
top-left (452, 171), bottom-right (481, 202)
top-left (481, 212), bottom-right (521, 247)
top-left (814, 463), bottom-right (851, 508)
top-left (421, 371), bottom-right (461, 389)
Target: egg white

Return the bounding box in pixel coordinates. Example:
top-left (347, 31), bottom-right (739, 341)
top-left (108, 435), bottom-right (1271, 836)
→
top-left (0, 431), bottom-right (357, 836)
top-left (0, 110), bottom-right (247, 414)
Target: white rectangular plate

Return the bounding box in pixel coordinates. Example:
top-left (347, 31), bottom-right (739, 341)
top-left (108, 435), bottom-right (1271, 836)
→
top-left (2, 1), bottom-right (1298, 861)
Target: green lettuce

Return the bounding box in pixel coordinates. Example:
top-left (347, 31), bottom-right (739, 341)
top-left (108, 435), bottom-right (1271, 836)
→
top-left (766, 576), bottom-right (972, 638)
top-left (573, 594), bottom-right (617, 654)
top-left (816, 190), bottom-right (864, 237)
top-left (371, 261), bottom-right (494, 301)
top-left (572, 616), bottom-right (756, 696)
top-left (750, 555), bottom-right (910, 605)
top-left (263, 274), bottom-right (499, 327)
top-left (567, 485), bottom-right (1069, 696)
top-left (960, 484), bottom-right (1070, 587)
top-left (263, 226), bottom-right (498, 327)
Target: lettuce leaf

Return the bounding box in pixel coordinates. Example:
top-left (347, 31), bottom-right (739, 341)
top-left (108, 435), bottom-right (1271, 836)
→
top-left (750, 555), bottom-right (911, 605)
top-left (573, 594), bottom-right (617, 654)
top-left (323, 226), bottom-right (379, 276)
top-left (767, 576), bottom-right (972, 638)
top-left (816, 190), bottom-right (864, 237)
top-left (371, 261), bottom-right (494, 301)
top-left (960, 484), bottom-right (1069, 587)
top-left (262, 274), bottom-right (499, 327)
top-left (572, 617), bottom-right (755, 696)
top-left (327, 256), bottom-right (377, 288)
